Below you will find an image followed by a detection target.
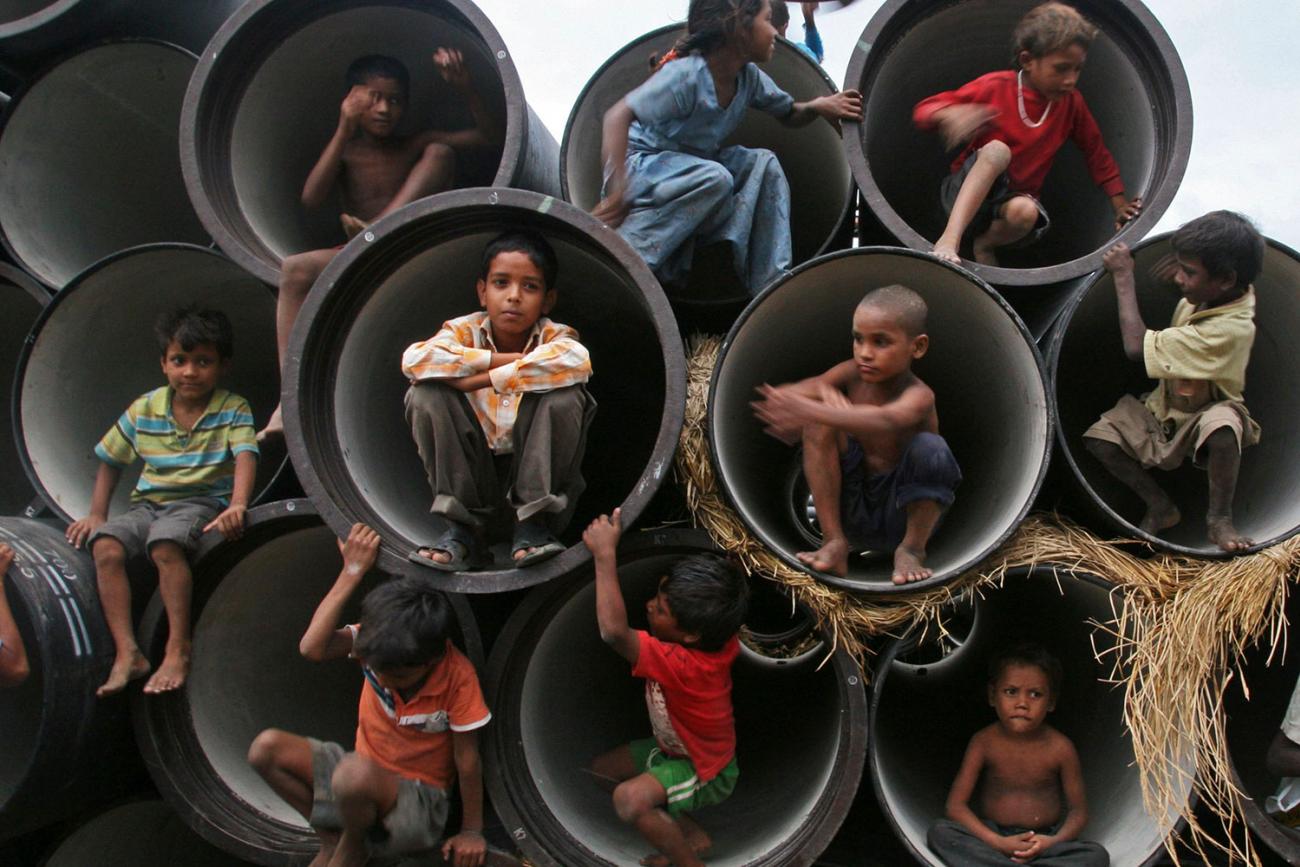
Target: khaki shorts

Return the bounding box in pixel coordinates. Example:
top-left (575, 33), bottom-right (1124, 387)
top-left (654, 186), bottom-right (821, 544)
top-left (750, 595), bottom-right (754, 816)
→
top-left (88, 497), bottom-right (223, 558)
top-left (1083, 394), bottom-right (1258, 471)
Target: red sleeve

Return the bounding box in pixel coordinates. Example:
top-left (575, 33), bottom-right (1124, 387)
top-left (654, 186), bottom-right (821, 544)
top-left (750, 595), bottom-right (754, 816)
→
top-left (1068, 93), bottom-right (1125, 196)
top-left (446, 649), bottom-right (491, 732)
top-left (631, 630), bottom-right (690, 690)
top-left (913, 75), bottom-right (995, 129)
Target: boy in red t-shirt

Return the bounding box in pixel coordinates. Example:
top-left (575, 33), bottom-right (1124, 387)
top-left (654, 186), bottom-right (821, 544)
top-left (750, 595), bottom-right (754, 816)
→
top-left (913, 2), bottom-right (1141, 266)
top-left (248, 524), bottom-right (490, 867)
top-left (583, 509), bottom-right (749, 867)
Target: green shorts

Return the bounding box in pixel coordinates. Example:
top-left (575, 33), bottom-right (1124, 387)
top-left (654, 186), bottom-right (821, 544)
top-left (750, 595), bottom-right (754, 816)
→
top-left (628, 737), bottom-right (738, 816)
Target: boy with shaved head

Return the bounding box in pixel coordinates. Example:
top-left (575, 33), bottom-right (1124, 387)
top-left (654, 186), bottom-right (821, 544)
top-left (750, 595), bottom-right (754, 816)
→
top-left (752, 285), bottom-right (961, 583)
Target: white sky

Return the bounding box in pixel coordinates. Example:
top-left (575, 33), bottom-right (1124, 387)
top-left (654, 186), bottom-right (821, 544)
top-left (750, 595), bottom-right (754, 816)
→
top-left (475, 0), bottom-right (1300, 250)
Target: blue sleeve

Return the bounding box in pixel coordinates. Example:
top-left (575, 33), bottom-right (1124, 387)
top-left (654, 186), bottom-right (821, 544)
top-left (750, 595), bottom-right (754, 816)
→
top-left (626, 59), bottom-right (696, 126)
top-left (747, 65), bottom-right (794, 117)
top-left (802, 22), bottom-right (824, 63)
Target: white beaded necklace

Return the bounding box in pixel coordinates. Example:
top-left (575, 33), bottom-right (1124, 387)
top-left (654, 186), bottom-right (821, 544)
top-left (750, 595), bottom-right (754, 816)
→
top-left (1017, 69), bottom-right (1052, 128)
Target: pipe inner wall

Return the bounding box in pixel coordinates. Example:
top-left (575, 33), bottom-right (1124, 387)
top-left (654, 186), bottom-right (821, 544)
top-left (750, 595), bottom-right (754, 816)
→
top-left (43, 800), bottom-right (254, 867)
top-left (0, 42), bottom-right (209, 288)
top-left (1051, 236), bottom-right (1300, 556)
top-left (1, 266), bottom-right (47, 514)
top-left (872, 568), bottom-right (1187, 865)
top-left (843, 0), bottom-right (1190, 286)
top-left (710, 249), bottom-right (1050, 592)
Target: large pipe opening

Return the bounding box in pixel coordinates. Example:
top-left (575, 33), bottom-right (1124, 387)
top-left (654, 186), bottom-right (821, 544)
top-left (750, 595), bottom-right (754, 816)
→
top-left (182, 0), bottom-right (557, 285)
top-left (871, 567), bottom-right (1188, 866)
top-left (1050, 235), bottom-right (1300, 556)
top-left (483, 529), bottom-right (866, 866)
top-left (0, 42), bottom-right (209, 288)
top-left (132, 500), bottom-right (482, 864)
top-left (285, 189), bottom-right (684, 594)
top-left (843, 0), bottom-right (1191, 286)
top-left (709, 248), bottom-right (1050, 592)
top-left (1, 264), bottom-right (48, 514)
top-left (43, 800), bottom-right (253, 867)
top-left (15, 244), bottom-right (284, 523)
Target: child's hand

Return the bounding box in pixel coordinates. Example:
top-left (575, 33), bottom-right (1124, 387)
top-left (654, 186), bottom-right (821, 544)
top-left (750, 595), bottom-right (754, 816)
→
top-left (1011, 831), bottom-right (1055, 863)
top-left (592, 168), bottom-right (629, 228)
top-left (1113, 196), bottom-right (1142, 230)
top-left (992, 831), bottom-right (1035, 859)
top-left (815, 89), bottom-right (863, 123)
top-left (1102, 242), bottom-right (1135, 276)
top-left (336, 524), bottom-right (381, 577)
top-left (0, 543), bottom-right (13, 582)
top-left (203, 504), bottom-right (248, 541)
top-left (66, 515), bottom-right (106, 549)
top-left (433, 47), bottom-right (471, 91)
top-left (935, 104), bottom-right (997, 150)
top-left (339, 84), bottom-right (375, 133)
top-left (582, 508), bottom-right (623, 560)
top-left (441, 829), bottom-right (486, 867)
top-left (752, 384), bottom-right (814, 443)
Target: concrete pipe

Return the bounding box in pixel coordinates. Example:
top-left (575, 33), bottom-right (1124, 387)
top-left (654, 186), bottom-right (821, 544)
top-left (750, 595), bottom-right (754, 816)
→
top-left (182, 0), bottom-right (560, 286)
top-left (131, 499), bottom-right (484, 865)
top-left (843, 0), bottom-right (1192, 286)
top-left (871, 566), bottom-right (1189, 866)
top-left (14, 244), bottom-right (286, 524)
top-left (42, 800), bottom-right (254, 867)
top-left (1, 263), bottom-right (48, 515)
top-left (0, 41), bottom-right (209, 289)
top-left (284, 188), bottom-right (684, 594)
top-left (1049, 234), bottom-right (1300, 557)
top-left (0, 518), bottom-right (142, 840)
top-left (709, 248), bottom-right (1050, 593)
top-left (483, 528), bottom-right (867, 867)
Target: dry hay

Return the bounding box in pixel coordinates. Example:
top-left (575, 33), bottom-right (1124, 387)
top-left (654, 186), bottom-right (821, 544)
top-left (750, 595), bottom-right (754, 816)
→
top-left (677, 333), bottom-right (1300, 865)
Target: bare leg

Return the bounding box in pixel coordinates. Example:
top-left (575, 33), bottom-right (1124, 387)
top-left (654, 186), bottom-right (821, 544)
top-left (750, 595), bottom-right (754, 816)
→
top-left (1203, 427), bottom-right (1250, 551)
top-left (328, 755), bottom-right (401, 867)
top-left (143, 541), bottom-right (192, 694)
top-left (641, 813), bottom-right (712, 867)
top-left (971, 195), bottom-right (1039, 266)
top-left (588, 744), bottom-right (640, 791)
top-left (933, 141), bottom-right (1010, 264)
top-left (614, 775), bottom-right (705, 867)
top-left (247, 729), bottom-right (339, 866)
top-left (93, 537), bottom-right (151, 698)
top-left (893, 499), bottom-right (941, 584)
top-left (798, 423), bottom-right (850, 577)
top-left (1085, 439), bottom-right (1181, 534)
top-left (372, 142), bottom-right (457, 221)
top-left (261, 248), bottom-right (339, 441)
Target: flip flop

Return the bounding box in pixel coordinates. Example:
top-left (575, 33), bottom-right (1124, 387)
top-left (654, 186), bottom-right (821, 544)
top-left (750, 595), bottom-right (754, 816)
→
top-left (511, 519), bottom-right (565, 567)
top-left (408, 519), bottom-right (478, 572)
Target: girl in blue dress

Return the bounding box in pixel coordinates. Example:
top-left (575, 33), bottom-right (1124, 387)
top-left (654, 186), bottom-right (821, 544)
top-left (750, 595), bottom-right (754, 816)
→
top-left (593, 0), bottom-right (862, 295)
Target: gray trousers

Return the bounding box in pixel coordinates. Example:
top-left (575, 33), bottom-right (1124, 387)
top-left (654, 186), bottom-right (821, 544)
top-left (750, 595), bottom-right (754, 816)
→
top-left (404, 382), bottom-right (595, 531)
top-left (927, 818), bottom-right (1109, 867)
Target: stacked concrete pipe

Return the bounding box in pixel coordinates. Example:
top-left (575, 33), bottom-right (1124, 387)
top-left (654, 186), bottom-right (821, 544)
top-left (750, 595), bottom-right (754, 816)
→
top-left (483, 529), bottom-right (867, 866)
top-left (709, 248), bottom-right (1051, 592)
top-left (131, 499), bottom-right (485, 865)
top-left (182, 0), bottom-right (560, 286)
top-left (42, 800), bottom-right (255, 867)
top-left (13, 244), bottom-right (285, 523)
top-left (842, 0), bottom-right (1191, 287)
top-left (1, 262), bottom-right (48, 515)
top-left (284, 188), bottom-right (684, 593)
top-left (1048, 234), bottom-right (1300, 556)
top-left (0, 41), bottom-right (209, 288)
top-left (871, 566), bottom-right (1190, 865)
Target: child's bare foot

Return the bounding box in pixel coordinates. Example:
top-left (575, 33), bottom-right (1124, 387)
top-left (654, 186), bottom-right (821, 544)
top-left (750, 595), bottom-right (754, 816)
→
top-left (340, 213), bottom-right (368, 240)
top-left (1207, 515), bottom-right (1252, 552)
top-left (892, 545), bottom-right (932, 584)
top-left (143, 648), bottom-right (190, 694)
top-left (1138, 499), bottom-right (1181, 536)
top-left (307, 844), bottom-right (335, 867)
top-left (256, 403), bottom-right (283, 443)
top-left (97, 649), bottom-right (150, 698)
top-left (641, 825), bottom-right (711, 867)
top-left (933, 238), bottom-right (961, 265)
top-left (797, 536), bottom-right (850, 576)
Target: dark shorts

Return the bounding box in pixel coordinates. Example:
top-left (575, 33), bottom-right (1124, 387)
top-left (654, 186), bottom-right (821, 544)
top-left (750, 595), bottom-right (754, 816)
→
top-left (940, 151), bottom-right (1051, 247)
top-left (840, 432), bottom-right (961, 552)
top-left (88, 496), bottom-right (224, 559)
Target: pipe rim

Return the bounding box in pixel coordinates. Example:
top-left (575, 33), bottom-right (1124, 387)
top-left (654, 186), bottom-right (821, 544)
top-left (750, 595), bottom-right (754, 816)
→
top-left (0, 0), bottom-right (80, 39)
top-left (840, 0), bottom-right (1193, 287)
top-left (180, 0), bottom-right (535, 285)
top-left (708, 246), bottom-right (1053, 595)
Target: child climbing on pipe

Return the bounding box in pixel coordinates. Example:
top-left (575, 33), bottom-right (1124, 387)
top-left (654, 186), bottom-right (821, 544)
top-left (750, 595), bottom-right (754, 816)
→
top-left (913, 2), bottom-right (1141, 266)
top-left (258, 49), bottom-right (501, 441)
top-left (1083, 211), bottom-right (1264, 552)
top-left (402, 230), bottom-right (594, 571)
top-left (0, 543), bottom-right (29, 687)
top-left (248, 524), bottom-right (490, 867)
top-left (64, 306), bottom-right (259, 698)
top-left (592, 0), bottom-right (862, 296)
top-left (928, 642), bottom-right (1108, 866)
top-left (583, 509), bottom-right (749, 867)
top-left (750, 285), bottom-right (961, 584)
top-left (770, 2), bottom-right (824, 64)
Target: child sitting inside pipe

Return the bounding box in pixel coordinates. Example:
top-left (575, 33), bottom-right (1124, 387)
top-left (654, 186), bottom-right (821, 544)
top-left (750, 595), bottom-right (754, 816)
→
top-left (1265, 673), bottom-right (1300, 827)
top-left (583, 508), bottom-right (748, 867)
top-left (913, 2), bottom-right (1141, 266)
top-left (402, 230), bottom-right (594, 571)
top-left (928, 642), bottom-right (1108, 867)
top-left (248, 525), bottom-right (490, 867)
top-left (750, 285), bottom-right (961, 584)
top-left (1083, 211), bottom-right (1264, 552)
top-left (259, 50), bottom-right (500, 441)
top-left (65, 307), bottom-right (258, 698)
top-left (0, 543), bottom-right (29, 687)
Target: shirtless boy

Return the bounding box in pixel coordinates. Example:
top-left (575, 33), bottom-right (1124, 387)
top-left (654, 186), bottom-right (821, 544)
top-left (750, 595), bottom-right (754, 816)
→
top-left (260, 50), bottom-right (499, 439)
top-left (928, 643), bottom-right (1108, 866)
top-left (751, 285), bottom-right (961, 584)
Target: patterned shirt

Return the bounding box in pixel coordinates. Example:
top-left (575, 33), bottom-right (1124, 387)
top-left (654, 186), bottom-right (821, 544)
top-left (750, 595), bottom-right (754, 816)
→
top-left (94, 387), bottom-right (258, 505)
top-left (401, 312), bottom-right (592, 454)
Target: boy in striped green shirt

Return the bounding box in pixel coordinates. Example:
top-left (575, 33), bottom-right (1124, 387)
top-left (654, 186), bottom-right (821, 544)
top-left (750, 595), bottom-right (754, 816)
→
top-left (66, 307), bottom-right (259, 698)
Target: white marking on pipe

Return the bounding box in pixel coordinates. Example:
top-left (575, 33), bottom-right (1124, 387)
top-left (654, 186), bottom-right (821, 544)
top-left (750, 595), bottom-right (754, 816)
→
top-left (364, 231), bottom-right (375, 242)
top-left (497, 50), bottom-right (507, 60)
top-left (488, 191), bottom-right (499, 205)
top-left (285, 501), bottom-right (297, 511)
top-left (41, 563), bottom-right (70, 595)
top-left (68, 598), bottom-right (93, 656)
top-left (537, 196), bottom-right (553, 214)
top-left (857, 40), bottom-right (872, 53)
top-left (58, 597), bottom-right (84, 657)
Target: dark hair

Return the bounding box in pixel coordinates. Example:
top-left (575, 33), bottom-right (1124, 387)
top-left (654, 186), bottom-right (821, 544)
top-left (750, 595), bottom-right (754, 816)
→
top-left (155, 305), bottom-right (234, 359)
top-left (988, 642), bottom-right (1063, 699)
top-left (859, 284), bottom-right (928, 337)
top-left (346, 54), bottom-right (410, 97)
top-left (665, 0), bottom-right (768, 61)
top-left (1013, 2), bottom-right (1097, 63)
top-left (480, 229), bottom-right (559, 291)
top-left (353, 577), bottom-right (451, 671)
top-left (661, 554), bottom-right (749, 652)
top-left (1171, 210), bottom-right (1265, 289)
top-left (770, 0), bottom-right (790, 31)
